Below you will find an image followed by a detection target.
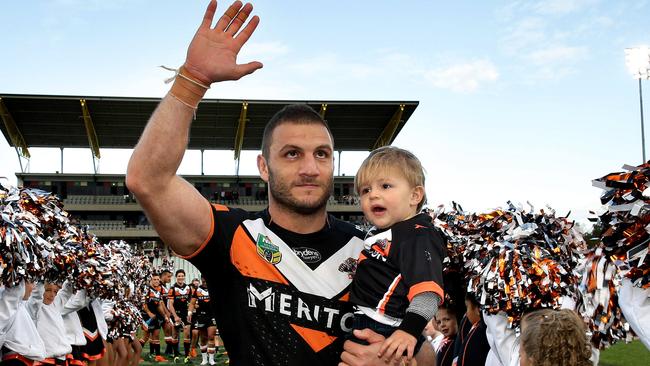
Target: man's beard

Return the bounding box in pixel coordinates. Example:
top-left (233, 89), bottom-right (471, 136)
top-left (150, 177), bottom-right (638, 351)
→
top-left (268, 170), bottom-right (333, 215)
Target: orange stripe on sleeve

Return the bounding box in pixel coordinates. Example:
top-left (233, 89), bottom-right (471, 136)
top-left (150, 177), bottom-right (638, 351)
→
top-left (212, 203), bottom-right (229, 212)
top-left (407, 281), bottom-right (444, 302)
top-left (358, 252), bottom-right (367, 263)
top-left (177, 204), bottom-right (224, 260)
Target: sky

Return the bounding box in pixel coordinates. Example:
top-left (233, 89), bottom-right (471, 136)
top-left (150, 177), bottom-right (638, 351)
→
top-left (1, 0), bottom-right (650, 228)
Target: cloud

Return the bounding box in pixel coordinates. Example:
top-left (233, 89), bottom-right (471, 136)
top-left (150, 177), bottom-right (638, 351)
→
top-left (496, 0), bottom-right (609, 83)
top-left (525, 45), bottom-right (588, 65)
top-left (501, 17), bottom-right (548, 54)
top-left (497, 0), bottom-right (598, 18)
top-left (423, 60), bottom-right (499, 93)
top-left (534, 0), bottom-right (597, 15)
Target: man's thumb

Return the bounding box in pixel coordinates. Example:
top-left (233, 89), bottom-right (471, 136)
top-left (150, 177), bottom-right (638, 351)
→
top-left (353, 328), bottom-right (385, 344)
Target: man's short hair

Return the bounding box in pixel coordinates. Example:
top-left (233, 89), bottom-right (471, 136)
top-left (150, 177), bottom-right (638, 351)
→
top-left (175, 269), bottom-right (185, 277)
top-left (354, 146), bottom-right (427, 211)
top-left (261, 104), bottom-right (334, 158)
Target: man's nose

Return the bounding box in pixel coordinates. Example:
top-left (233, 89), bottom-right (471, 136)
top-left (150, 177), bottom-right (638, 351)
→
top-left (299, 155), bottom-right (319, 176)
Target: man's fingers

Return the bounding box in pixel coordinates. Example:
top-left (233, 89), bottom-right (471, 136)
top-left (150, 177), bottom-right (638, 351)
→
top-left (234, 61), bottom-right (263, 79)
top-left (226, 2), bottom-right (253, 35)
top-left (234, 14), bottom-right (260, 48)
top-left (214, 0), bottom-right (243, 31)
top-left (339, 349), bottom-right (361, 366)
top-left (200, 0), bottom-right (218, 30)
top-left (353, 328), bottom-right (386, 344)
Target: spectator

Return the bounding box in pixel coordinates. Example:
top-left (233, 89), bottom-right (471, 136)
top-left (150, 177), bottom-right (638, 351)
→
top-left (519, 309), bottom-right (592, 366)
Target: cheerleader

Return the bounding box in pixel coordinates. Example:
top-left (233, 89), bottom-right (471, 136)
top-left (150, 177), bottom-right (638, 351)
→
top-left (0, 281), bottom-right (46, 365)
top-left (618, 278), bottom-right (650, 350)
top-left (27, 282), bottom-right (73, 365)
top-left (455, 294), bottom-right (490, 366)
top-left (61, 289), bottom-right (88, 366)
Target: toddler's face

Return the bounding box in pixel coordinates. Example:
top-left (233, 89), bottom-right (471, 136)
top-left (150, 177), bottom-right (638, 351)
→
top-left (358, 168), bottom-right (421, 229)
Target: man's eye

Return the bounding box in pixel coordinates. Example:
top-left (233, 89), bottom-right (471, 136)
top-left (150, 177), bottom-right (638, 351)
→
top-left (286, 150), bottom-right (299, 158)
top-left (315, 150), bottom-right (329, 159)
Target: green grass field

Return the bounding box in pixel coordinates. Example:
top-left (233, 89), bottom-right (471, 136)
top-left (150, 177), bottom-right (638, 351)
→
top-left (139, 353), bottom-right (229, 366)
top-left (137, 340), bottom-right (648, 365)
top-left (599, 340), bottom-right (649, 366)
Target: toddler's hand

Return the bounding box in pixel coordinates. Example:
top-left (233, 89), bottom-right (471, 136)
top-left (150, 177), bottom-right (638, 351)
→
top-left (377, 330), bottom-right (416, 363)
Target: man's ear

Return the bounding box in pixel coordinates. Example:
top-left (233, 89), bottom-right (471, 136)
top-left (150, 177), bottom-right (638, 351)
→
top-left (257, 154), bottom-right (269, 183)
top-left (410, 186), bottom-right (425, 207)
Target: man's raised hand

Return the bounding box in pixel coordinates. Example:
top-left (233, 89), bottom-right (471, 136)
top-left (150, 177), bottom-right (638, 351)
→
top-left (184, 0), bottom-right (263, 85)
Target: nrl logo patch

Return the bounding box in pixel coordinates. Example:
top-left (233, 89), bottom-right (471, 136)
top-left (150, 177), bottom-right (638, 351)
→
top-left (256, 233), bottom-right (282, 265)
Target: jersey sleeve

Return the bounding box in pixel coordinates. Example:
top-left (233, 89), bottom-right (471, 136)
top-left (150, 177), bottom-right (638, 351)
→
top-left (179, 204), bottom-right (248, 274)
top-left (167, 287), bottom-right (175, 301)
top-left (393, 227), bottom-right (445, 302)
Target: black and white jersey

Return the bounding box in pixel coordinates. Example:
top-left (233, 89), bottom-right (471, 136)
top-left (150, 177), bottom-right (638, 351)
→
top-left (181, 205), bottom-right (364, 366)
top-left (350, 213), bottom-right (445, 324)
top-left (192, 285), bottom-right (212, 316)
top-left (168, 283), bottom-right (192, 315)
top-left (145, 285), bottom-right (164, 316)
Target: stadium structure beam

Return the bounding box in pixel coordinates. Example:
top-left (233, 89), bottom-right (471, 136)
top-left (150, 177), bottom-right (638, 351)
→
top-left (372, 104), bottom-right (405, 149)
top-left (320, 103), bottom-right (328, 119)
top-left (0, 97), bottom-right (31, 172)
top-left (234, 101), bottom-right (249, 161)
top-left (80, 99), bottom-right (101, 173)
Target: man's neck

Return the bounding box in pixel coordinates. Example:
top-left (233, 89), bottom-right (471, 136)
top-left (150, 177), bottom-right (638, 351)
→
top-left (268, 204), bottom-right (328, 234)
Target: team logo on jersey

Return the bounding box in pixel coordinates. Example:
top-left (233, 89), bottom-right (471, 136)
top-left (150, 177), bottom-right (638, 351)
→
top-left (256, 233), bottom-right (282, 264)
top-left (338, 257), bottom-right (357, 279)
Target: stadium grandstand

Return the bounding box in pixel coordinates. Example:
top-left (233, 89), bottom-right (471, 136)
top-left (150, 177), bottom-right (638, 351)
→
top-left (0, 93), bottom-right (418, 280)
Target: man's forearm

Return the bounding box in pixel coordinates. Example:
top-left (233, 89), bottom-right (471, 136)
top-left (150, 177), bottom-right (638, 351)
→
top-left (126, 91), bottom-right (197, 197)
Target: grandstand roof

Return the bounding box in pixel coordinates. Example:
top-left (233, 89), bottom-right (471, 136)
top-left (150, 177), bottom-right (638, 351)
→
top-left (0, 94), bottom-right (418, 152)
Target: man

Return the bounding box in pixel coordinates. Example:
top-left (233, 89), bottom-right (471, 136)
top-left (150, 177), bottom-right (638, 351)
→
top-left (188, 276), bottom-right (220, 365)
top-left (126, 1), bottom-right (434, 365)
top-left (168, 269), bottom-right (193, 363)
top-left (141, 273), bottom-right (171, 362)
top-left (159, 269), bottom-right (176, 357)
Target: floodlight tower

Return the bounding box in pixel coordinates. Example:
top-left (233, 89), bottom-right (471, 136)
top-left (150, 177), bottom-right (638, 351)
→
top-left (625, 46), bottom-right (650, 163)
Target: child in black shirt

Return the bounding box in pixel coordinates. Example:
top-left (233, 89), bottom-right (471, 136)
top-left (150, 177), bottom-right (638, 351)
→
top-left (349, 146), bottom-right (445, 363)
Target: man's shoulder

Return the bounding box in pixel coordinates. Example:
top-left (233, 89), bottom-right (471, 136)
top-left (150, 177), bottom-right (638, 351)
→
top-left (329, 215), bottom-right (365, 240)
top-left (210, 204), bottom-right (262, 218)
